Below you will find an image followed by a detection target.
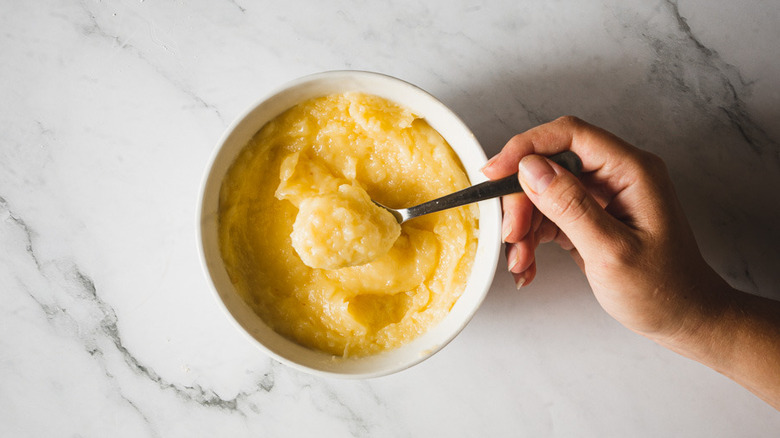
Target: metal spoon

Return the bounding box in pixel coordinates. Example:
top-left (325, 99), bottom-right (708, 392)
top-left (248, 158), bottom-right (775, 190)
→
top-left (375, 151), bottom-right (582, 223)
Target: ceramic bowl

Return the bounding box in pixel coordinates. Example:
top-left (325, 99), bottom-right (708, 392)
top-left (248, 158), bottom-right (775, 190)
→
top-left (198, 71), bottom-right (501, 378)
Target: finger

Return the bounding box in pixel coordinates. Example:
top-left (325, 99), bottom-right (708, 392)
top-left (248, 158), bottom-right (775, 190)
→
top-left (553, 229), bottom-right (574, 251)
top-left (579, 172), bottom-right (613, 208)
top-left (483, 116), bottom-right (645, 197)
top-left (536, 217), bottom-right (558, 243)
top-left (501, 193), bottom-right (533, 243)
top-left (518, 154), bottom-right (631, 259)
top-left (535, 218), bottom-right (574, 249)
top-left (531, 206), bottom-right (544, 233)
top-left (482, 133), bottom-right (538, 179)
top-left (506, 238), bottom-right (535, 274)
top-left (512, 261), bottom-right (537, 289)
top-left (505, 243), bottom-right (515, 271)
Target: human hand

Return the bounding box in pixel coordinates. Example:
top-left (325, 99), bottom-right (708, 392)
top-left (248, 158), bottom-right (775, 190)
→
top-left (481, 116), bottom-right (725, 339)
top-left (482, 116), bottom-right (780, 409)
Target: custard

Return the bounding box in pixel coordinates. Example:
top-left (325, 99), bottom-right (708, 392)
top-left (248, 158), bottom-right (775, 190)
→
top-left (218, 92), bottom-right (478, 356)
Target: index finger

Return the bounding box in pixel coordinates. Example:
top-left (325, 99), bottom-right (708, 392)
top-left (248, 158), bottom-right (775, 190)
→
top-left (482, 116), bottom-right (644, 192)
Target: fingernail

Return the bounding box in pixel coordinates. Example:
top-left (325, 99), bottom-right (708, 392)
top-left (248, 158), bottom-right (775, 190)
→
top-left (514, 275), bottom-right (526, 290)
top-left (501, 211), bottom-right (513, 242)
top-left (481, 153), bottom-right (499, 172)
top-left (506, 243), bottom-right (519, 272)
top-left (518, 155), bottom-right (555, 194)
top-left (506, 247), bottom-right (520, 272)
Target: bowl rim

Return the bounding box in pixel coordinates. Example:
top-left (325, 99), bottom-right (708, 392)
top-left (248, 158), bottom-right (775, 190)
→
top-left (197, 70), bottom-right (501, 378)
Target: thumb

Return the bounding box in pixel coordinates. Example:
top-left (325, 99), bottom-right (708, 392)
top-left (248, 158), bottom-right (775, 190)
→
top-left (517, 154), bottom-right (622, 255)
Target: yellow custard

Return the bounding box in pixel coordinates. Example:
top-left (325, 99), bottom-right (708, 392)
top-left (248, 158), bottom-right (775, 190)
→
top-left (284, 165), bottom-right (401, 270)
top-left (218, 92), bottom-right (478, 357)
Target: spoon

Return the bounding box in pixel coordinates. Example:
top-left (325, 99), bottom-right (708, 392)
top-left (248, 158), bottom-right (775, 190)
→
top-left (375, 151), bottom-right (582, 223)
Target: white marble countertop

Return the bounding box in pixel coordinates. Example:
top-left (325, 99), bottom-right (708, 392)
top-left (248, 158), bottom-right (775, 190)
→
top-left (2, 0), bottom-right (779, 436)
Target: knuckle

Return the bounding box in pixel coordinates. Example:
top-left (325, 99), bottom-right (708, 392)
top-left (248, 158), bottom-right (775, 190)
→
top-left (549, 180), bottom-right (592, 225)
top-left (645, 151), bottom-right (666, 170)
top-left (504, 133), bottom-right (528, 153)
top-left (630, 151), bottom-right (675, 197)
top-left (508, 133), bottom-right (524, 144)
top-left (555, 115), bottom-right (584, 128)
top-left (634, 150), bottom-right (668, 176)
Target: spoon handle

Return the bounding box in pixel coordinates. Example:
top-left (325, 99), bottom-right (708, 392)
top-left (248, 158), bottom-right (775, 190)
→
top-left (405, 151), bottom-right (582, 221)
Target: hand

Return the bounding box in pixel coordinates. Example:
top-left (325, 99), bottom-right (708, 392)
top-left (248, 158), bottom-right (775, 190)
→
top-left (483, 116), bottom-right (721, 338)
top-left (482, 117), bottom-right (780, 409)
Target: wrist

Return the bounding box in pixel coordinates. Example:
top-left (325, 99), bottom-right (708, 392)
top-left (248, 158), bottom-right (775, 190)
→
top-left (657, 277), bottom-right (780, 410)
top-left (650, 269), bottom-right (736, 371)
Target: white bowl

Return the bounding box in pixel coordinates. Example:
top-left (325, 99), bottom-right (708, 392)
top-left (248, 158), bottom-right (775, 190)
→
top-left (198, 71), bottom-right (501, 378)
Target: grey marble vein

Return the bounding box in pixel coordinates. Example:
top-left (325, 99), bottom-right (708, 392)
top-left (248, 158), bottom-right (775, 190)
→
top-left (118, 393), bottom-right (163, 438)
top-left (300, 375), bottom-right (409, 438)
top-left (3, 1), bottom-right (780, 435)
top-left (76, 1), bottom-right (227, 125)
top-left (69, 262), bottom-right (269, 414)
top-left (227, 0), bottom-right (246, 14)
top-left (298, 380), bottom-right (373, 438)
top-left (659, 0), bottom-right (778, 163)
top-left (0, 196), bottom-right (41, 270)
top-left (0, 196), bottom-right (272, 421)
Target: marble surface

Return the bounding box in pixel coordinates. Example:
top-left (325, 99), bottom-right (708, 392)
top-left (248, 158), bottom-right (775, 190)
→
top-left (1, 0), bottom-right (779, 436)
